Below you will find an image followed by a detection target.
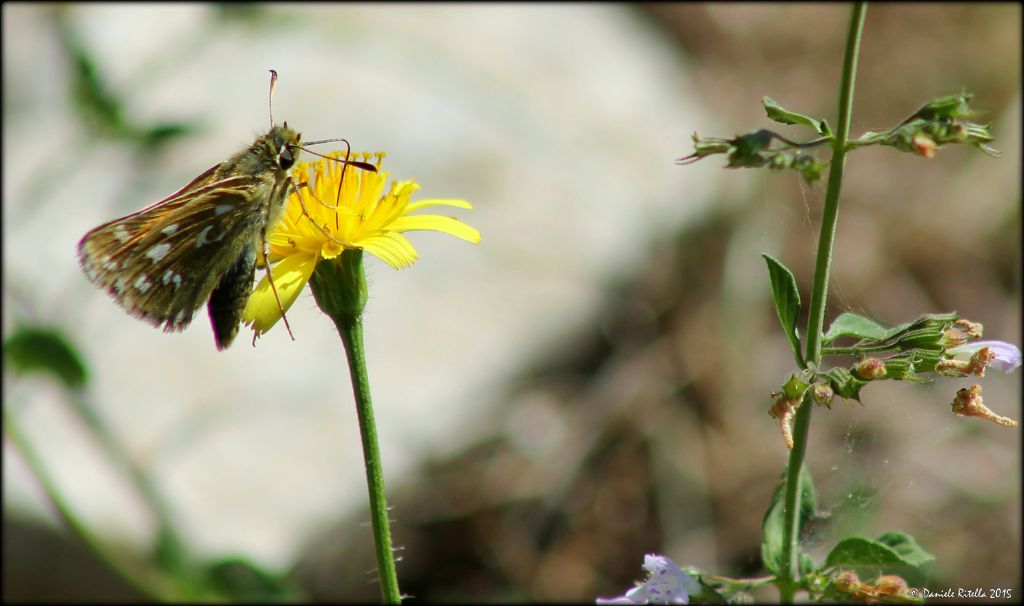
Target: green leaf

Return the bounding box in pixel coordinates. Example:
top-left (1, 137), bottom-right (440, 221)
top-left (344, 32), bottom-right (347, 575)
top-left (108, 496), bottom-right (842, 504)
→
top-left (876, 531), bottom-right (935, 568)
top-left (881, 312), bottom-right (958, 351)
top-left (726, 129), bottom-right (775, 168)
top-left (891, 328), bottom-right (946, 351)
top-left (762, 465), bottom-right (817, 576)
top-left (688, 575), bottom-right (731, 604)
top-left (762, 254), bottom-right (802, 364)
top-left (4, 326), bottom-right (88, 389)
top-left (139, 122), bottom-right (197, 153)
top-left (203, 557), bottom-right (297, 602)
top-left (824, 312), bottom-right (961, 357)
top-left (799, 553), bottom-right (816, 577)
top-left (824, 534), bottom-right (933, 587)
top-left (825, 537), bottom-right (905, 568)
top-left (905, 91), bottom-right (975, 122)
top-left (762, 97), bottom-right (829, 136)
top-left (54, 10), bottom-right (128, 138)
top-left (823, 313), bottom-right (888, 344)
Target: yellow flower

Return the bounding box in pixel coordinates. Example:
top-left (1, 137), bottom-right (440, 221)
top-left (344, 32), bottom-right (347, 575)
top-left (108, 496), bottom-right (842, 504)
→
top-left (243, 152), bottom-right (481, 336)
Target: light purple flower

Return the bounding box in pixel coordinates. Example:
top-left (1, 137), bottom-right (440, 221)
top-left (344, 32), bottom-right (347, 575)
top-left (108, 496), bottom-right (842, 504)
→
top-left (596, 554), bottom-right (700, 605)
top-left (948, 340), bottom-right (1022, 373)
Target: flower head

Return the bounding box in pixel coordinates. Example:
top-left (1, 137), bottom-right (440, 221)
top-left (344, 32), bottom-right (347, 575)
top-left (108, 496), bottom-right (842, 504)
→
top-left (833, 571), bottom-right (911, 601)
top-left (243, 152), bottom-right (481, 336)
top-left (596, 554), bottom-right (699, 605)
top-left (946, 340), bottom-right (1022, 374)
top-left (940, 318), bottom-right (984, 347)
top-left (811, 383), bottom-right (834, 409)
top-left (852, 357), bottom-right (887, 381)
top-left (911, 132), bottom-right (937, 158)
top-left (951, 384), bottom-right (1019, 427)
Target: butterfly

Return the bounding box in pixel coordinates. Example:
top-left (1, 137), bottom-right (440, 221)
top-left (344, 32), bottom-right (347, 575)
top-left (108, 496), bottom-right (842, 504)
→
top-left (78, 71), bottom-right (374, 349)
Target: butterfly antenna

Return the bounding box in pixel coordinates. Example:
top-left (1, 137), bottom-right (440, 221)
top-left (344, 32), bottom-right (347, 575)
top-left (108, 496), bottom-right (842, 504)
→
top-left (299, 141), bottom-right (378, 173)
top-left (268, 69), bottom-right (279, 128)
top-left (336, 139), bottom-right (352, 208)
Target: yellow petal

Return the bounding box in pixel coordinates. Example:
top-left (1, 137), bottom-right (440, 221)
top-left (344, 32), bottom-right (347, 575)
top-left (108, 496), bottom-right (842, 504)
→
top-left (243, 253), bottom-right (318, 334)
top-left (405, 198), bottom-right (474, 212)
top-left (389, 215), bottom-right (482, 244)
top-left (362, 233), bottom-right (419, 269)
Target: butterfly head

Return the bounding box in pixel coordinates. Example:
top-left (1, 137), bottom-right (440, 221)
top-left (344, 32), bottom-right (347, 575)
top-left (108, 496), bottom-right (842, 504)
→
top-left (267, 123), bottom-right (302, 171)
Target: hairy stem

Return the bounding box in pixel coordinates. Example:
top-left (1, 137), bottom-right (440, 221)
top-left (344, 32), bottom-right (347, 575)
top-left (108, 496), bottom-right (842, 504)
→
top-left (778, 3), bottom-right (867, 602)
top-left (338, 316), bottom-right (402, 604)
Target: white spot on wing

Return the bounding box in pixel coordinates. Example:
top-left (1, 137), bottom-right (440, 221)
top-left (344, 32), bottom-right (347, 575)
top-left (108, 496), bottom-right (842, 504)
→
top-left (161, 224), bottom-right (179, 236)
top-left (113, 226), bottom-right (131, 243)
top-left (134, 276), bottom-right (152, 294)
top-left (195, 225), bottom-right (213, 248)
top-left (162, 270), bottom-right (183, 290)
top-left (146, 243), bottom-right (172, 263)
top-left (214, 204), bottom-right (233, 216)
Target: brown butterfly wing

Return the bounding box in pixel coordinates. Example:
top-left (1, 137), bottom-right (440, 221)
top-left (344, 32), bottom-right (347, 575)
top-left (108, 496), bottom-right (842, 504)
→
top-left (78, 171), bottom-right (273, 333)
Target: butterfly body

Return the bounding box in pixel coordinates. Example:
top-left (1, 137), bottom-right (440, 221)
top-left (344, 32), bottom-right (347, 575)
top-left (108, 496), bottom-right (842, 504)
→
top-left (78, 124), bottom-right (302, 350)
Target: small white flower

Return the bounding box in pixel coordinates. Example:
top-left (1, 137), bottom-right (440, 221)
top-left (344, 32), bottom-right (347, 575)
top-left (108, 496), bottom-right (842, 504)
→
top-left (596, 554), bottom-right (700, 605)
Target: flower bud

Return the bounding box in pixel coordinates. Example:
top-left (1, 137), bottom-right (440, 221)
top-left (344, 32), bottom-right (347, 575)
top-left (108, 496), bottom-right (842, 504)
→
top-left (811, 383), bottom-right (834, 409)
top-left (852, 357), bottom-right (887, 381)
top-left (940, 318), bottom-right (983, 348)
top-left (953, 319), bottom-right (983, 339)
top-left (912, 132), bottom-right (937, 158)
top-left (833, 571), bottom-right (861, 594)
top-left (874, 575), bottom-right (908, 596)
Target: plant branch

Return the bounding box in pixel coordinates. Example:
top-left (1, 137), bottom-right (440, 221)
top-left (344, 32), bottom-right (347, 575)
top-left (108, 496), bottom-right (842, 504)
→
top-left (778, 2), bottom-right (867, 602)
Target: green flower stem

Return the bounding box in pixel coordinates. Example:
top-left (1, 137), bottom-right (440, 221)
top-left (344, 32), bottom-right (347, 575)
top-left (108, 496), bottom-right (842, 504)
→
top-left (3, 406), bottom-right (167, 600)
top-left (778, 3), bottom-right (867, 603)
top-left (310, 251), bottom-right (402, 604)
top-left (338, 314), bottom-right (402, 604)
top-left (804, 2), bottom-right (866, 366)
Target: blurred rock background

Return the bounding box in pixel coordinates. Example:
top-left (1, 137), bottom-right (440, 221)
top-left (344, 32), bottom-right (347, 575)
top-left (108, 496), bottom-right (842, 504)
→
top-left (3, 4), bottom-right (1019, 602)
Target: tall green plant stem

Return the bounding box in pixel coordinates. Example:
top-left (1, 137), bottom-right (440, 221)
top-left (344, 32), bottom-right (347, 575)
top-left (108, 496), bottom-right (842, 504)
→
top-left (778, 3), bottom-right (867, 602)
top-left (312, 251), bottom-right (402, 604)
top-left (338, 316), bottom-right (402, 604)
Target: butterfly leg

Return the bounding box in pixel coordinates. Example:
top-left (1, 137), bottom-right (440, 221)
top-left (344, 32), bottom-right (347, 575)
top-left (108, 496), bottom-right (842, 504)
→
top-left (292, 181), bottom-right (354, 248)
top-left (255, 225), bottom-right (296, 346)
